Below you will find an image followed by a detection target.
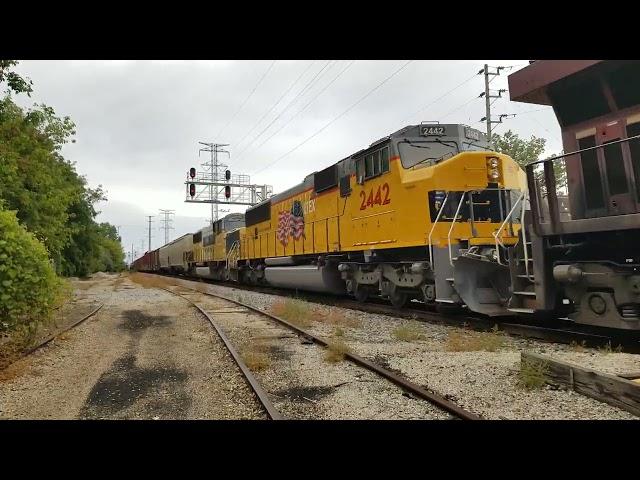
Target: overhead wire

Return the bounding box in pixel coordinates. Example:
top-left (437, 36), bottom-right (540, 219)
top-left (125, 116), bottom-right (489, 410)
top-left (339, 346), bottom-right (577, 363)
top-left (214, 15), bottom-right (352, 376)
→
top-left (215, 60), bottom-right (277, 139)
top-left (240, 60), bottom-right (356, 161)
top-left (252, 60), bottom-right (414, 175)
top-left (397, 70), bottom-right (479, 126)
top-left (232, 60), bottom-right (316, 150)
top-left (234, 60), bottom-right (334, 160)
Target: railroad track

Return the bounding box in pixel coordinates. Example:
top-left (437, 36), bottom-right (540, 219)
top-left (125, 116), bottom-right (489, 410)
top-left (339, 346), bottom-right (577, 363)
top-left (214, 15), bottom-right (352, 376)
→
top-left (160, 286), bottom-right (282, 420)
top-left (157, 280), bottom-right (479, 420)
top-left (1, 303), bottom-right (104, 370)
top-left (151, 271), bottom-right (640, 354)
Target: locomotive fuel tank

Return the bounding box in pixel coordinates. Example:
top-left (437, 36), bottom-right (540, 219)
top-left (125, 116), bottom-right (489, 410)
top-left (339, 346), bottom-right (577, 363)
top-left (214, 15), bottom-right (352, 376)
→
top-left (264, 264), bottom-right (346, 295)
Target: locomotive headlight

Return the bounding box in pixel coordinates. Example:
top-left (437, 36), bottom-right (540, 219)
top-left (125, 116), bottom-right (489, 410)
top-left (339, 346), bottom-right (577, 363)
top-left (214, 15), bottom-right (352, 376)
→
top-left (486, 156), bottom-right (501, 182)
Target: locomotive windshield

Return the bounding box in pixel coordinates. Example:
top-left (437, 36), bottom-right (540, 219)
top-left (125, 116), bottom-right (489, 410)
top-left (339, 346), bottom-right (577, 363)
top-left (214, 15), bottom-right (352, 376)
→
top-left (398, 139), bottom-right (460, 169)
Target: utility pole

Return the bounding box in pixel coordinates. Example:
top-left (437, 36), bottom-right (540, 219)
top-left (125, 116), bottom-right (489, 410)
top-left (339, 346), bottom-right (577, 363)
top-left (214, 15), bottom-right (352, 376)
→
top-left (479, 64), bottom-right (513, 144)
top-left (483, 64), bottom-right (492, 141)
top-left (159, 209), bottom-right (175, 245)
top-left (146, 215), bottom-right (154, 252)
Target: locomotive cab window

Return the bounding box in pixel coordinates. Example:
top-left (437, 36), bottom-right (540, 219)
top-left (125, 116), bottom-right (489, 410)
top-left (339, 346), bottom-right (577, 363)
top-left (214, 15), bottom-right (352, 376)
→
top-left (356, 146), bottom-right (390, 182)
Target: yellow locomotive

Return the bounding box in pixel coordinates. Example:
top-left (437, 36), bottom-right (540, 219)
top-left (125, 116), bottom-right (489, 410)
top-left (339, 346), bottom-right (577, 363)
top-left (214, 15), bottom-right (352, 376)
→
top-left (188, 123), bottom-right (528, 314)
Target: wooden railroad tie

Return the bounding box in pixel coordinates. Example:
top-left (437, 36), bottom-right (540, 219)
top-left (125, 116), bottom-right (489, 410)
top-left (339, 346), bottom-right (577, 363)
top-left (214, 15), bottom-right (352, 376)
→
top-left (521, 351), bottom-right (640, 418)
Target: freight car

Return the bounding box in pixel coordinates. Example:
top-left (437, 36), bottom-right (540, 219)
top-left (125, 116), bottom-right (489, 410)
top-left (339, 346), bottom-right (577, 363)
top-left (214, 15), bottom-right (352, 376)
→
top-left (506, 60), bottom-right (640, 330)
top-left (159, 233), bottom-right (193, 274)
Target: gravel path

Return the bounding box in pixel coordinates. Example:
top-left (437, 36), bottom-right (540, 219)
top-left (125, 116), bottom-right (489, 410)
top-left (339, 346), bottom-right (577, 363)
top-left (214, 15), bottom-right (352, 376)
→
top-left (164, 275), bottom-right (640, 420)
top-left (0, 274), bottom-right (266, 420)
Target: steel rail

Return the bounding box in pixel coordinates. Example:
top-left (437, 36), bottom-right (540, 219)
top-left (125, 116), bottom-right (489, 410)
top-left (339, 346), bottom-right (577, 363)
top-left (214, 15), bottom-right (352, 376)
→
top-left (147, 272), bottom-right (640, 353)
top-left (156, 277), bottom-right (479, 420)
top-left (160, 286), bottom-right (283, 421)
top-left (2, 303), bottom-right (104, 370)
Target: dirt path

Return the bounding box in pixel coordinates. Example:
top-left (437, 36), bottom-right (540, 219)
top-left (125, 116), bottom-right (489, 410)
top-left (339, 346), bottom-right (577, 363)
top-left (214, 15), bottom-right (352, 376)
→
top-left (0, 274), bottom-right (266, 420)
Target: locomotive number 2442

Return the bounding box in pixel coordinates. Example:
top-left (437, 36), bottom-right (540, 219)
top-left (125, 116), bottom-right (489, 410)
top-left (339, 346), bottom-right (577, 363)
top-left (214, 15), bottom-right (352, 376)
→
top-left (359, 183), bottom-right (391, 210)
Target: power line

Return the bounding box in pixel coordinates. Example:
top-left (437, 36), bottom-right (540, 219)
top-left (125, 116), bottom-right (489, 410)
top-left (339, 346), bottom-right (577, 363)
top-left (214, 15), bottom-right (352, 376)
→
top-left (252, 60), bottom-right (413, 175)
top-left (397, 70), bottom-right (479, 126)
top-left (215, 60), bottom-right (277, 139)
top-left (241, 60), bottom-right (356, 161)
top-left (235, 60), bottom-right (334, 161)
top-left (440, 95), bottom-right (479, 121)
top-left (232, 61), bottom-right (316, 150)
top-left (513, 104), bottom-right (563, 144)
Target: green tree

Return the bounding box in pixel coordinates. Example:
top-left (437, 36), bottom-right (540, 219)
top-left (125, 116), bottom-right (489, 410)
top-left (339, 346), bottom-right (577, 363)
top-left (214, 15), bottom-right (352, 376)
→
top-left (492, 130), bottom-right (546, 167)
top-left (0, 60), bottom-right (125, 277)
top-left (0, 60), bottom-right (33, 96)
top-left (493, 129), bottom-right (566, 191)
top-left (0, 205), bottom-right (61, 334)
top-left (0, 96), bottom-right (82, 265)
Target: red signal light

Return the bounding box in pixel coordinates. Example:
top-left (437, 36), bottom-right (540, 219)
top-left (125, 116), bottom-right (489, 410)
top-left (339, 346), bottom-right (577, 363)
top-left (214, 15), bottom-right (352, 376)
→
top-left (189, 183), bottom-right (196, 197)
top-left (224, 185), bottom-right (231, 199)
top-left (189, 167), bottom-right (196, 179)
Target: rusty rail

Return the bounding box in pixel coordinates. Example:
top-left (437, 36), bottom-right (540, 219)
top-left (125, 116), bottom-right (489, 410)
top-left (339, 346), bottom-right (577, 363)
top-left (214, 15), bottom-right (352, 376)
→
top-left (2, 303), bottom-right (104, 370)
top-left (158, 278), bottom-right (479, 420)
top-left (160, 287), bottom-right (283, 420)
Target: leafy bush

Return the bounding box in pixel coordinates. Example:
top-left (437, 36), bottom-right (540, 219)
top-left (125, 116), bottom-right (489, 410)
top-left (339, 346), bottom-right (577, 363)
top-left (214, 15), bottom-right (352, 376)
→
top-left (0, 206), bottom-right (61, 334)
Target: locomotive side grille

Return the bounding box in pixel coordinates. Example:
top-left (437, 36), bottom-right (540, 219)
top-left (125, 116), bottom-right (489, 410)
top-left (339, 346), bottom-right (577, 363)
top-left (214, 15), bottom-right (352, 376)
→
top-left (621, 305), bottom-right (640, 319)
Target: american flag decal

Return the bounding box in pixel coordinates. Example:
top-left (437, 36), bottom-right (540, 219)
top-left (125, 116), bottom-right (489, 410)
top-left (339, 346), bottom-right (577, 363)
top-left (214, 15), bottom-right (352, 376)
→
top-left (277, 200), bottom-right (305, 246)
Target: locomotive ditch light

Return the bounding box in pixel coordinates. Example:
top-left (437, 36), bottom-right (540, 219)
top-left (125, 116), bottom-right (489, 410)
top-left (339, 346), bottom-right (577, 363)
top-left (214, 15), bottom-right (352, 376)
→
top-left (189, 183), bottom-right (196, 197)
top-left (189, 167), bottom-right (196, 179)
top-left (224, 185), bottom-right (231, 199)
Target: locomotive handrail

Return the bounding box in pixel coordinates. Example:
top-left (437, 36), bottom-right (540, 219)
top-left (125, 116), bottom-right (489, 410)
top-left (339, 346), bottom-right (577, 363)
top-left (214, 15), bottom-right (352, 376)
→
top-left (226, 240), bottom-right (240, 270)
top-left (525, 133), bottom-right (640, 167)
top-left (448, 194), bottom-right (468, 267)
top-left (493, 191), bottom-right (526, 266)
top-left (428, 192), bottom-right (450, 269)
top-left (525, 133), bottom-right (640, 233)
top-left (520, 193), bottom-right (533, 281)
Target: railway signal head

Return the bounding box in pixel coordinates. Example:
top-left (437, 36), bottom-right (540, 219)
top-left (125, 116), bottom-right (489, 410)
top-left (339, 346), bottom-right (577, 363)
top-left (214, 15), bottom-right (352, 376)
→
top-left (189, 167), bottom-right (196, 179)
top-left (225, 169), bottom-right (231, 180)
top-left (225, 185), bottom-right (231, 199)
top-left (189, 183), bottom-right (196, 198)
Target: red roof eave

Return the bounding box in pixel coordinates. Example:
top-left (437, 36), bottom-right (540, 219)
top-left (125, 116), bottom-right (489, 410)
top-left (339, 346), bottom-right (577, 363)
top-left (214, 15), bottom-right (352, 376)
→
top-left (508, 60), bottom-right (603, 105)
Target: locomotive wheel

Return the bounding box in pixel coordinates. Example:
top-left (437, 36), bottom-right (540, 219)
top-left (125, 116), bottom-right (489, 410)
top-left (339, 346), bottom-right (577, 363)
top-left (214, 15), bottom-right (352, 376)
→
top-left (390, 290), bottom-right (408, 309)
top-left (354, 287), bottom-right (369, 303)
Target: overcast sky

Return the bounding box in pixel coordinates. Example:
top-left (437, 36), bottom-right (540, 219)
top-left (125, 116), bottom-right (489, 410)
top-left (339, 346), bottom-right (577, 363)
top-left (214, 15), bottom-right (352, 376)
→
top-left (13, 60), bottom-right (561, 261)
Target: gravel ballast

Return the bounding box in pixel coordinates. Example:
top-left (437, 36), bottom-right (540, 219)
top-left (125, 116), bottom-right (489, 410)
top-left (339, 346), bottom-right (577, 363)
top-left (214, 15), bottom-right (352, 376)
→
top-left (0, 274), bottom-right (266, 420)
top-left (165, 275), bottom-right (640, 420)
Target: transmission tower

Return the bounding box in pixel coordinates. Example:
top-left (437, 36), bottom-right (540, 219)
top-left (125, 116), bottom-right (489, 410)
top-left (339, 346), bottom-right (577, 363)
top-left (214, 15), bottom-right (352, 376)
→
top-left (146, 215), bottom-right (154, 252)
top-left (158, 209), bottom-right (175, 245)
